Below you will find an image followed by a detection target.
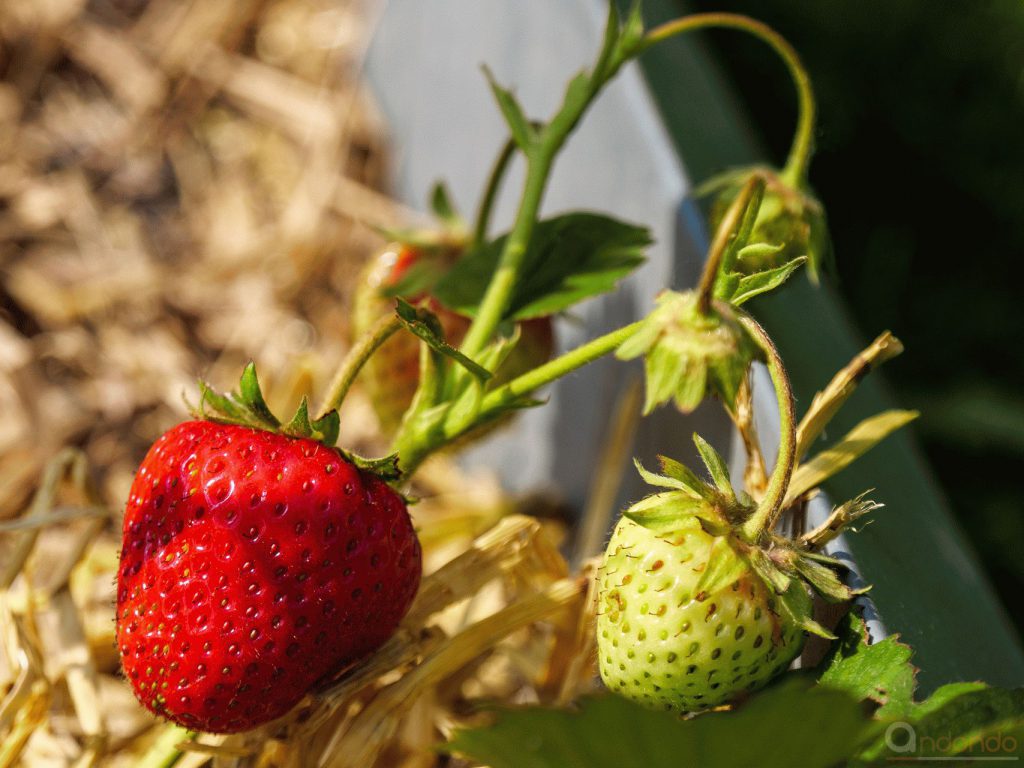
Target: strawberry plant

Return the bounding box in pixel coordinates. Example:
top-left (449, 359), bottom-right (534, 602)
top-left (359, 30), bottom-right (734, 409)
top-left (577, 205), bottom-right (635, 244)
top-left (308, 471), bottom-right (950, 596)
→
top-left (5, 2), bottom-right (1018, 766)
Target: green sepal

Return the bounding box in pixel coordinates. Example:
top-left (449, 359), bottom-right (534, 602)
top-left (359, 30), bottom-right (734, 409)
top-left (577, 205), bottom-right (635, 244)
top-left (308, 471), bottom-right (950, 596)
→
top-left (777, 582), bottom-right (837, 640)
top-left (624, 492), bottom-right (724, 536)
top-left (282, 397), bottom-right (340, 447)
top-left (616, 290), bottom-right (755, 414)
top-left (656, 455), bottom-right (712, 500)
top-left (729, 257), bottom-right (807, 306)
top-left (633, 458), bottom-right (705, 498)
top-left (799, 550), bottom-right (852, 569)
top-left (693, 433), bottom-right (736, 503)
top-left (237, 362), bottom-right (280, 428)
top-left (191, 363), bottom-right (347, 452)
top-left (196, 380), bottom-right (251, 426)
top-left (700, 165), bottom-right (832, 284)
top-left (340, 450), bottom-right (402, 482)
top-left (195, 363), bottom-right (279, 433)
top-left (745, 547), bottom-right (793, 595)
top-left (395, 298), bottom-right (492, 380)
top-left (794, 554), bottom-right (868, 604)
top-left (694, 536), bottom-right (750, 600)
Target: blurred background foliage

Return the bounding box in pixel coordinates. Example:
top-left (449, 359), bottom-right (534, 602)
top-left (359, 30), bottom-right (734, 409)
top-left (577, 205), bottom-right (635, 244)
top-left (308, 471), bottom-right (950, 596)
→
top-left (687, 0), bottom-right (1024, 631)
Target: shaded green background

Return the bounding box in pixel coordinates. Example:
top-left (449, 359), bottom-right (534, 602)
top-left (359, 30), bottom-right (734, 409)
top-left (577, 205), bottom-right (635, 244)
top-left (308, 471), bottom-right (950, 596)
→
top-left (663, 0), bottom-right (1023, 634)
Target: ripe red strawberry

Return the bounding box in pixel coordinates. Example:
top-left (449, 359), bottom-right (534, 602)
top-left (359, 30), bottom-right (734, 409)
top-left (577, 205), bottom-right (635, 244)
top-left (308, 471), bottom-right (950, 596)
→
top-left (354, 243), bottom-right (554, 436)
top-left (116, 369), bottom-right (421, 733)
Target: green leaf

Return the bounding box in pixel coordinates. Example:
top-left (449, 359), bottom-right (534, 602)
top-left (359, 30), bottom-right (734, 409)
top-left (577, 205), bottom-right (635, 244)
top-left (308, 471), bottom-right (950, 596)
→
top-left (482, 65), bottom-right (535, 151)
top-left (786, 409), bottom-right (919, 504)
top-left (394, 298), bottom-right (492, 380)
top-left (729, 256), bottom-right (807, 306)
top-left (693, 433), bottom-right (735, 501)
top-left (817, 612), bottom-right (917, 716)
top-left (857, 684), bottom-right (1024, 763)
top-left (432, 212), bottom-right (649, 321)
top-left (446, 680), bottom-right (874, 768)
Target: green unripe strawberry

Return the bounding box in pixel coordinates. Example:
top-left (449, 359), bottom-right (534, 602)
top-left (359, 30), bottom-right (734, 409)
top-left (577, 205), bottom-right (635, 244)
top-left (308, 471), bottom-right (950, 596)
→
top-left (703, 166), bottom-right (830, 283)
top-left (597, 439), bottom-right (864, 715)
top-left (597, 516), bottom-right (809, 712)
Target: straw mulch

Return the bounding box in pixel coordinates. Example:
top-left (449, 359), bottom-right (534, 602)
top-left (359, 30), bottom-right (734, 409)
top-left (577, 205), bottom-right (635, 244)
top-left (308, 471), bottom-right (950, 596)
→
top-left (0, 2), bottom-right (602, 766)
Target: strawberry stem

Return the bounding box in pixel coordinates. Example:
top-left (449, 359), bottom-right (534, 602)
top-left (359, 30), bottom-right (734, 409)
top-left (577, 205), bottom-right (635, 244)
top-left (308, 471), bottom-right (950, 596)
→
top-left (317, 314), bottom-right (403, 419)
top-left (397, 320), bottom-right (643, 474)
top-left (136, 725), bottom-right (192, 768)
top-left (637, 13), bottom-right (816, 187)
top-left (472, 134), bottom-right (520, 247)
top-left (458, 5), bottom-right (631, 361)
top-left (696, 175), bottom-right (763, 315)
top-left (737, 312), bottom-right (797, 543)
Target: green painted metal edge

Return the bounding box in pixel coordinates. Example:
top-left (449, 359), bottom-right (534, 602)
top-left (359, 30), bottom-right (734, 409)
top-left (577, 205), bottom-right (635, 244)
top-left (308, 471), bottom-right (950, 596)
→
top-left (632, 0), bottom-right (1024, 692)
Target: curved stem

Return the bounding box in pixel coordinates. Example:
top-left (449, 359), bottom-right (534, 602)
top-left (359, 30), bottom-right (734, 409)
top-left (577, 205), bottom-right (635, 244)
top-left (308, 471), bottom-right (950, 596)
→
top-left (473, 135), bottom-right (520, 247)
top-left (737, 311), bottom-right (796, 542)
top-left (639, 13), bottom-right (816, 186)
top-left (317, 314), bottom-right (402, 418)
top-left (696, 175), bottom-right (763, 313)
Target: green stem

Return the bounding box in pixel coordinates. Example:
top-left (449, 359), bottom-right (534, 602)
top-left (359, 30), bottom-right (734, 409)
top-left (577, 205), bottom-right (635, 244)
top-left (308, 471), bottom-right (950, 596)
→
top-left (136, 726), bottom-right (193, 768)
top-left (459, 150), bottom-right (554, 359)
top-left (638, 13), bottom-right (816, 187)
top-left (317, 314), bottom-right (402, 418)
top-left (459, 10), bottom-right (627, 360)
top-left (737, 312), bottom-right (796, 542)
top-left (399, 320), bottom-right (643, 475)
top-left (696, 175), bottom-right (763, 313)
top-left (480, 321), bottom-right (642, 412)
top-left (472, 135), bottom-right (520, 247)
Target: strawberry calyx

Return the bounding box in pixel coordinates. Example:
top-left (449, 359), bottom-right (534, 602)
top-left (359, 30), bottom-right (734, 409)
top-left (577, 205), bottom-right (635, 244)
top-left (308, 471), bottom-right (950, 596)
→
top-left (615, 291), bottom-right (755, 415)
top-left (698, 164), bottom-right (830, 284)
top-left (624, 435), bottom-right (873, 641)
top-left (192, 362), bottom-right (401, 481)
